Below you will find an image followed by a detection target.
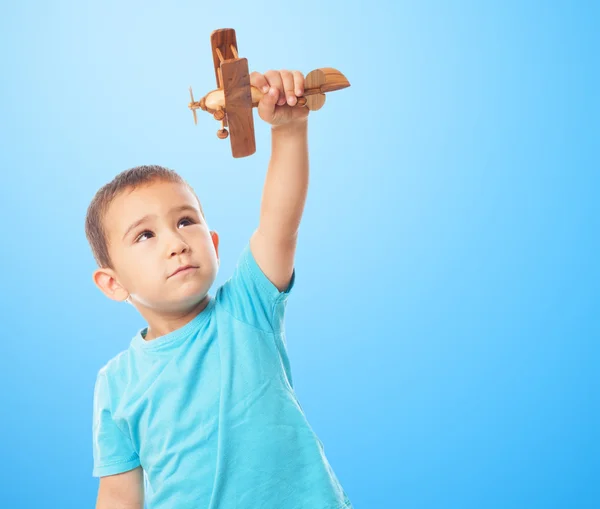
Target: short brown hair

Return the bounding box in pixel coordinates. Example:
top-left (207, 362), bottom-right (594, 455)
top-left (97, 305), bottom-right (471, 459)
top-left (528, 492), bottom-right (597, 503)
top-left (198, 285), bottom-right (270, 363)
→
top-left (85, 164), bottom-right (204, 269)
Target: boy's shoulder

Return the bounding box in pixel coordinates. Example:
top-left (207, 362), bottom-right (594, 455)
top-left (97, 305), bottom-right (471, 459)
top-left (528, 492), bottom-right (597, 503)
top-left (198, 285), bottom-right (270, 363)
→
top-left (96, 348), bottom-right (131, 386)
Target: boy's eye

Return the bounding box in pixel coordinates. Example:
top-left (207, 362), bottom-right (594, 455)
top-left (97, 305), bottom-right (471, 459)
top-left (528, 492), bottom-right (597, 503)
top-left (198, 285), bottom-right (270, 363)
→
top-left (135, 230), bottom-right (153, 243)
top-left (178, 216), bottom-right (196, 228)
top-left (134, 217), bottom-right (196, 243)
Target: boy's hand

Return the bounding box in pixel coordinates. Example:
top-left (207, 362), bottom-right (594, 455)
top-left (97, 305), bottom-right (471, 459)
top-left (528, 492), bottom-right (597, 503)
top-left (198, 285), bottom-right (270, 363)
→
top-left (251, 70), bottom-right (310, 127)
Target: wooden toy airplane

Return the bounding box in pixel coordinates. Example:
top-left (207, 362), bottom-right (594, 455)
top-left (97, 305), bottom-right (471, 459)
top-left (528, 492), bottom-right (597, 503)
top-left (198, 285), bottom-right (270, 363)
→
top-left (188, 28), bottom-right (351, 158)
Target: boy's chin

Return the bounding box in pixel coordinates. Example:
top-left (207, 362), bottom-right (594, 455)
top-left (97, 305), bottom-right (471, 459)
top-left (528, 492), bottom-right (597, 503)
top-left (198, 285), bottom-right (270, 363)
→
top-left (134, 274), bottom-right (215, 311)
top-left (165, 282), bottom-right (213, 308)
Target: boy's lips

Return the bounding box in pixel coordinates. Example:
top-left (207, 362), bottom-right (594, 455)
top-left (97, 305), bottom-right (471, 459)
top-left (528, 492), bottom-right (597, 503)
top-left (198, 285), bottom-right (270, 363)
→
top-left (169, 265), bottom-right (199, 278)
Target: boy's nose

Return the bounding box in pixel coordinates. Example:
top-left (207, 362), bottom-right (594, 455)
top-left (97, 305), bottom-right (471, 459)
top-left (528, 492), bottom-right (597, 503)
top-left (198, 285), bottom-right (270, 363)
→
top-left (168, 236), bottom-right (190, 256)
top-left (171, 245), bottom-right (188, 256)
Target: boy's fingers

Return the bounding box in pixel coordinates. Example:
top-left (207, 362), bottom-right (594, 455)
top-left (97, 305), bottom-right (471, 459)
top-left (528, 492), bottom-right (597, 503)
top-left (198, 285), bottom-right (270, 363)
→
top-left (293, 71), bottom-right (304, 97)
top-left (258, 86), bottom-right (278, 120)
top-left (280, 70), bottom-right (296, 106)
top-left (250, 71), bottom-right (269, 93)
top-left (264, 70), bottom-right (285, 106)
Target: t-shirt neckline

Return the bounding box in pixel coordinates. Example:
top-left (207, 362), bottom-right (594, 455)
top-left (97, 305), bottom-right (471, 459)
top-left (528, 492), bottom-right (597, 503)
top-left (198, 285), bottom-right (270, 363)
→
top-left (131, 297), bottom-right (215, 352)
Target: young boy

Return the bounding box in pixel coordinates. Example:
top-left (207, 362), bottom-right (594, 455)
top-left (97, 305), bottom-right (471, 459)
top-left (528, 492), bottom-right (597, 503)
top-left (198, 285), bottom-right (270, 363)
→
top-left (86, 70), bottom-right (354, 509)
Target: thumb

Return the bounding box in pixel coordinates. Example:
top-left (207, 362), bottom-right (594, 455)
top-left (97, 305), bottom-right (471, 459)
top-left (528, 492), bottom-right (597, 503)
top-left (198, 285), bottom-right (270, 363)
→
top-left (258, 87), bottom-right (278, 122)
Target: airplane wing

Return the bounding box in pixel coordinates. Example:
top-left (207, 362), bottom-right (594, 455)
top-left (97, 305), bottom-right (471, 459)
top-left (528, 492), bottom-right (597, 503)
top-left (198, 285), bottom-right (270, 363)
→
top-left (221, 57), bottom-right (256, 158)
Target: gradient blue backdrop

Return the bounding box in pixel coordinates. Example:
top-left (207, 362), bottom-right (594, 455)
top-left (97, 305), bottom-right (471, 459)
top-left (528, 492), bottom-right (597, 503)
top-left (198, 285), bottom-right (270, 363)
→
top-left (0, 1), bottom-right (597, 508)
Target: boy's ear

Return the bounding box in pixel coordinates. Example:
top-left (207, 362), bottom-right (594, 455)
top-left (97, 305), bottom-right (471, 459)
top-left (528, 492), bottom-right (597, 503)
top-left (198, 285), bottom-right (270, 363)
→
top-left (93, 268), bottom-right (129, 302)
top-left (211, 230), bottom-right (220, 263)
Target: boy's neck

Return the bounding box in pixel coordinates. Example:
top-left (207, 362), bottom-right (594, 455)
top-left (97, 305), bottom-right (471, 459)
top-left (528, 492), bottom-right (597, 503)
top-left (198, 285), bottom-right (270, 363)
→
top-left (142, 295), bottom-right (211, 341)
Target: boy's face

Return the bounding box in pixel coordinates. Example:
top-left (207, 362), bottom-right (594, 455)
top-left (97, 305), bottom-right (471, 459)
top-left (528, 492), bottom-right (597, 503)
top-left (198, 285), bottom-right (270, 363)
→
top-left (94, 179), bottom-right (219, 314)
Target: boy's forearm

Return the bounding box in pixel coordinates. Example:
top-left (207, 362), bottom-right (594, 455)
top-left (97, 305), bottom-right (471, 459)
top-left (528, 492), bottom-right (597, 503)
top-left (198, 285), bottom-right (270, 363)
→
top-left (258, 119), bottom-right (309, 241)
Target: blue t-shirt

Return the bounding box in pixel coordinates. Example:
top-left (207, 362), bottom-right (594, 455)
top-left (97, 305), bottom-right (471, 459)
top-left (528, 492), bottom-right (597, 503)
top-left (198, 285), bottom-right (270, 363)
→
top-left (92, 243), bottom-right (353, 509)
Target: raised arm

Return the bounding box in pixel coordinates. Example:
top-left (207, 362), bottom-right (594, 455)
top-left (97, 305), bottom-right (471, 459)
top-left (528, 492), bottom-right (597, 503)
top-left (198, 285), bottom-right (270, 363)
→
top-left (249, 70), bottom-right (310, 292)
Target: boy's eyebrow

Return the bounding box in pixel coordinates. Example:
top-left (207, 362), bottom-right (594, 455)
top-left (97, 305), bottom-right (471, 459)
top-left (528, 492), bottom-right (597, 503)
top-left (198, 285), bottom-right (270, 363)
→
top-left (122, 204), bottom-right (199, 241)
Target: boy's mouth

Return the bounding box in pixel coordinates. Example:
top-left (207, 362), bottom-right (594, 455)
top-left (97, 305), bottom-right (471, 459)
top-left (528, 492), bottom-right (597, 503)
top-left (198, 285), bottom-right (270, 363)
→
top-left (169, 265), bottom-right (199, 278)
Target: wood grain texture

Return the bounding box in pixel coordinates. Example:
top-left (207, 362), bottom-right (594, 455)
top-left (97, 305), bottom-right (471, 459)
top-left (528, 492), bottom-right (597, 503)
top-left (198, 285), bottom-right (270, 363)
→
top-left (305, 69), bottom-right (326, 111)
top-left (211, 29), bottom-right (237, 128)
top-left (210, 29), bottom-right (237, 88)
top-left (221, 58), bottom-right (256, 158)
top-left (315, 67), bottom-right (351, 93)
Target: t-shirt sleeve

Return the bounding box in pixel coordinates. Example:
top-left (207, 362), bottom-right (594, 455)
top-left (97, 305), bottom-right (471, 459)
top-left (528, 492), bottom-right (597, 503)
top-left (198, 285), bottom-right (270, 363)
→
top-left (217, 241), bottom-right (296, 333)
top-left (92, 370), bottom-right (141, 477)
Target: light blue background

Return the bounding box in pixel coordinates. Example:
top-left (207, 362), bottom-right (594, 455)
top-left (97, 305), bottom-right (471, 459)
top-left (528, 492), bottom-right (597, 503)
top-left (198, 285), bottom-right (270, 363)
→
top-left (0, 1), bottom-right (597, 508)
